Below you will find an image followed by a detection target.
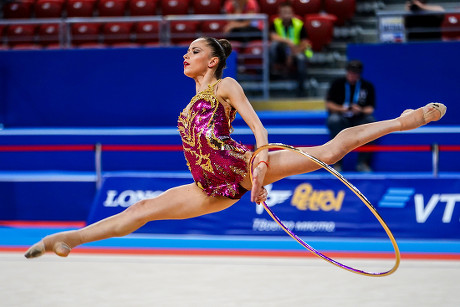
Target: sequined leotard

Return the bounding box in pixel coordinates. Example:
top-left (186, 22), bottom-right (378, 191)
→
top-left (178, 80), bottom-right (249, 199)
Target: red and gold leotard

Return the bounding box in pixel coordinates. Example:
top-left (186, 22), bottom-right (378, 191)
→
top-left (177, 79), bottom-right (249, 199)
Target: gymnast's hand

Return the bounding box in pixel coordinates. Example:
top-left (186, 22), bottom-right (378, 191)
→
top-left (251, 162), bottom-right (268, 203)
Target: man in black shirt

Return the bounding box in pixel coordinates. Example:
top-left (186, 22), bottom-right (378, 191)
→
top-left (325, 60), bottom-right (376, 172)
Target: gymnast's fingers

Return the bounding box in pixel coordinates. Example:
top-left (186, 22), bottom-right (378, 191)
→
top-left (255, 186), bottom-right (267, 204)
top-left (251, 176), bottom-right (261, 202)
top-left (251, 164), bottom-right (267, 202)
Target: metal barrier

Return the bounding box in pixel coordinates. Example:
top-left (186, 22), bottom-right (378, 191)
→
top-left (0, 143), bottom-right (458, 187)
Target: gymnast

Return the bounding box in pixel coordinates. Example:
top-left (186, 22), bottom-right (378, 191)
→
top-left (25, 37), bottom-right (446, 258)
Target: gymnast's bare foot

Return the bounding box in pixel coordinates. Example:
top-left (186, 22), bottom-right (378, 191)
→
top-left (24, 235), bottom-right (72, 259)
top-left (398, 102), bottom-right (446, 131)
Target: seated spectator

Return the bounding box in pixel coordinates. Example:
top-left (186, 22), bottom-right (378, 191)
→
top-left (325, 60), bottom-right (376, 172)
top-left (223, 0), bottom-right (263, 43)
top-left (270, 1), bottom-right (312, 96)
top-left (405, 0), bottom-right (445, 41)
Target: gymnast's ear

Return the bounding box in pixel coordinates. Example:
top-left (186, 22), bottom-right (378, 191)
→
top-left (208, 57), bottom-right (218, 68)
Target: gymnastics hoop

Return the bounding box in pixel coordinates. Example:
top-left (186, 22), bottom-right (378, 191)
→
top-left (249, 143), bottom-right (400, 277)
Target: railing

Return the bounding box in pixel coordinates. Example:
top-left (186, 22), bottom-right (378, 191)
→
top-left (376, 9), bottom-right (460, 43)
top-left (0, 14), bottom-right (270, 99)
top-left (0, 143), bottom-right (458, 188)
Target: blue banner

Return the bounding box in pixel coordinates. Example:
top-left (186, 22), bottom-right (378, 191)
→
top-left (348, 42), bottom-right (460, 125)
top-left (88, 173), bottom-right (460, 240)
top-left (0, 48), bottom-right (236, 127)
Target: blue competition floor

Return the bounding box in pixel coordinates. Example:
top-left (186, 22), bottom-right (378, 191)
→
top-left (2, 224), bottom-right (460, 259)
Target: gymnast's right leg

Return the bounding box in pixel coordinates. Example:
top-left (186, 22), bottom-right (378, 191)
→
top-left (25, 183), bottom-right (237, 258)
top-left (262, 102), bottom-right (446, 184)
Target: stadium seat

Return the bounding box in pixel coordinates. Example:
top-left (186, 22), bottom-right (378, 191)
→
top-left (240, 40), bottom-right (264, 73)
top-left (103, 22), bottom-right (133, 44)
top-left (77, 42), bottom-right (108, 49)
top-left (304, 14), bottom-right (336, 51)
top-left (45, 43), bottom-right (64, 49)
top-left (111, 42), bottom-right (141, 48)
top-left (192, 0), bottom-right (221, 15)
top-left (2, 1), bottom-right (34, 19)
top-left (0, 25), bottom-right (5, 43)
top-left (160, 0), bottom-right (190, 15)
top-left (259, 0), bottom-right (284, 18)
top-left (441, 13), bottom-right (460, 41)
top-left (323, 0), bottom-right (355, 25)
top-left (11, 43), bottom-right (42, 50)
top-left (169, 20), bottom-right (199, 45)
top-left (71, 23), bottom-right (102, 45)
top-left (98, 0), bottom-right (128, 16)
top-left (38, 23), bottom-right (61, 46)
top-left (291, 0), bottom-right (322, 17)
top-left (129, 0), bottom-right (158, 16)
top-left (35, 0), bottom-right (65, 18)
top-left (67, 0), bottom-right (97, 17)
top-left (201, 20), bottom-right (227, 39)
top-left (134, 21), bottom-right (160, 43)
top-left (6, 24), bottom-right (36, 47)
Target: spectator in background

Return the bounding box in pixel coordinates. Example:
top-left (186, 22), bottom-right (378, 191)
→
top-left (223, 0), bottom-right (263, 43)
top-left (405, 0), bottom-right (445, 41)
top-left (270, 1), bottom-right (312, 97)
top-left (325, 60), bottom-right (376, 172)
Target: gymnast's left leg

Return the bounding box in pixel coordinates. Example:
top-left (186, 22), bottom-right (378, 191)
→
top-left (24, 183), bottom-right (238, 258)
top-left (262, 102), bottom-right (446, 184)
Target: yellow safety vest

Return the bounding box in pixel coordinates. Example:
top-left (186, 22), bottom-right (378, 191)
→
top-left (273, 17), bottom-right (313, 58)
top-left (273, 17), bottom-right (304, 45)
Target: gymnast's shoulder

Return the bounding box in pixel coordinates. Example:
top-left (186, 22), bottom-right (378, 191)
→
top-left (218, 77), bottom-right (245, 94)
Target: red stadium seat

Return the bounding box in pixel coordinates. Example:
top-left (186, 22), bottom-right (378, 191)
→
top-left (442, 13), bottom-right (460, 41)
top-left (259, 0), bottom-right (284, 18)
top-left (129, 0), bottom-right (158, 16)
top-left (12, 43), bottom-right (42, 50)
top-left (160, 0), bottom-right (190, 15)
top-left (169, 20), bottom-right (199, 45)
top-left (35, 0), bottom-right (65, 18)
top-left (134, 21), bottom-right (160, 43)
top-left (111, 42), bottom-right (141, 48)
top-left (71, 23), bottom-right (102, 45)
top-left (77, 42), bottom-right (108, 49)
top-left (6, 24), bottom-right (36, 47)
top-left (304, 14), bottom-right (336, 51)
top-left (103, 22), bottom-right (133, 44)
top-left (192, 0), bottom-right (221, 15)
top-left (240, 40), bottom-right (264, 71)
top-left (67, 0), bottom-right (97, 17)
top-left (291, 0), bottom-right (322, 17)
top-left (45, 43), bottom-right (64, 49)
top-left (38, 23), bottom-right (61, 46)
top-left (201, 20), bottom-right (227, 39)
top-left (323, 0), bottom-right (355, 25)
top-left (98, 0), bottom-right (128, 16)
top-left (0, 25), bottom-right (5, 42)
top-left (3, 1), bottom-right (34, 19)
top-left (239, 41), bottom-right (264, 75)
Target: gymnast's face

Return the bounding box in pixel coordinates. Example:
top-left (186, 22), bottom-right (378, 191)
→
top-left (183, 38), bottom-right (213, 78)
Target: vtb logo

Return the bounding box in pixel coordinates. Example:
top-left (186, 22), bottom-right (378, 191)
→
top-left (379, 188), bottom-right (460, 223)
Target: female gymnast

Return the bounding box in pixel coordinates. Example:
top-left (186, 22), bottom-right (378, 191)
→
top-left (25, 37), bottom-right (446, 258)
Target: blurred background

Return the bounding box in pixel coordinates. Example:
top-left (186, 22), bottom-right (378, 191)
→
top-left (0, 0), bottom-right (459, 259)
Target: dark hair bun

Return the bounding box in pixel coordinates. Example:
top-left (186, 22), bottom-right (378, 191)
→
top-left (218, 39), bottom-right (232, 58)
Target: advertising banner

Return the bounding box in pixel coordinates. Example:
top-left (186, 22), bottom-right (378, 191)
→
top-left (88, 173), bottom-right (460, 240)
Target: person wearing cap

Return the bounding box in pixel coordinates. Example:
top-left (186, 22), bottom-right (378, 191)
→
top-left (325, 60), bottom-right (376, 172)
